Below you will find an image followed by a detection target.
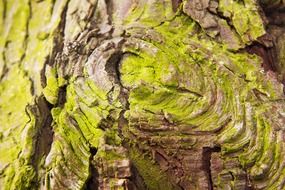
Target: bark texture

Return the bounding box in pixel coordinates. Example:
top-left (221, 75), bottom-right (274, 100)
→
top-left (1, 0), bottom-right (285, 189)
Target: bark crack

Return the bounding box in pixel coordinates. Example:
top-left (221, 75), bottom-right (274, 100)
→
top-left (1, 0), bottom-right (6, 21)
top-left (202, 146), bottom-right (221, 190)
top-left (20, 0), bottom-right (32, 63)
top-left (85, 149), bottom-right (99, 190)
top-left (105, 0), bottom-right (113, 25)
top-left (28, 96), bottom-right (54, 189)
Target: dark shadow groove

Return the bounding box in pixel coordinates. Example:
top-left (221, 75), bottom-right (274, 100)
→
top-left (202, 146), bottom-right (221, 190)
top-left (85, 147), bottom-right (99, 190)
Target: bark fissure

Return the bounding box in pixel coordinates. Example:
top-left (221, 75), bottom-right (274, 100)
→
top-left (85, 156), bottom-right (99, 190)
top-left (202, 146), bottom-right (221, 190)
top-left (20, 0), bottom-right (32, 63)
top-left (29, 97), bottom-right (54, 188)
top-left (104, 0), bottom-right (113, 25)
top-left (2, 0), bottom-right (6, 21)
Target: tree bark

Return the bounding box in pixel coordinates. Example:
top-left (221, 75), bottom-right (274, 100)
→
top-left (0, 0), bottom-right (285, 189)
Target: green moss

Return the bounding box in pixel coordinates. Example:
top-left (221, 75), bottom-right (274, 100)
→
top-left (0, 64), bottom-right (36, 189)
top-left (0, 0), bottom-right (99, 189)
top-left (218, 0), bottom-right (265, 45)
top-left (123, 0), bottom-right (176, 27)
top-left (43, 66), bottom-right (59, 104)
top-left (46, 106), bottom-right (92, 189)
top-left (44, 74), bottom-right (123, 188)
top-left (121, 14), bottom-right (267, 133)
top-left (4, 0), bottom-right (30, 64)
top-left (0, 1), bottom-right (3, 29)
top-left (120, 6), bottom-right (285, 188)
top-left (0, 64), bottom-right (33, 139)
top-left (96, 147), bottom-right (124, 161)
top-left (22, 0), bottom-right (54, 94)
top-left (122, 11), bottom-right (279, 135)
top-left (0, 0), bottom-right (283, 189)
top-left (129, 148), bottom-right (174, 190)
top-left (239, 116), bottom-right (265, 168)
top-left (249, 116), bottom-right (275, 179)
top-left (8, 165), bottom-right (36, 190)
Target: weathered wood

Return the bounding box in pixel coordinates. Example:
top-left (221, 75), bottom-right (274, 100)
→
top-left (1, 0), bottom-right (285, 189)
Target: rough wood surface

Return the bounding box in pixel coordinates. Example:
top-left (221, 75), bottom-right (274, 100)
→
top-left (1, 0), bottom-right (285, 189)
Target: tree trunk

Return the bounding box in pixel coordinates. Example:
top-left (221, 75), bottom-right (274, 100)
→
top-left (1, 0), bottom-right (285, 189)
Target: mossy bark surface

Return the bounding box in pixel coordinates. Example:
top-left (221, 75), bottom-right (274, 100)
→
top-left (1, 0), bottom-right (285, 189)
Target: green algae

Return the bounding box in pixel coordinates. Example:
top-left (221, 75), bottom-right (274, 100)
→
top-left (1, 0), bottom-right (285, 189)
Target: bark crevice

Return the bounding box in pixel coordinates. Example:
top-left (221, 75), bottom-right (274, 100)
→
top-left (202, 146), bottom-right (221, 190)
top-left (85, 147), bottom-right (99, 190)
top-left (29, 96), bottom-right (54, 188)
